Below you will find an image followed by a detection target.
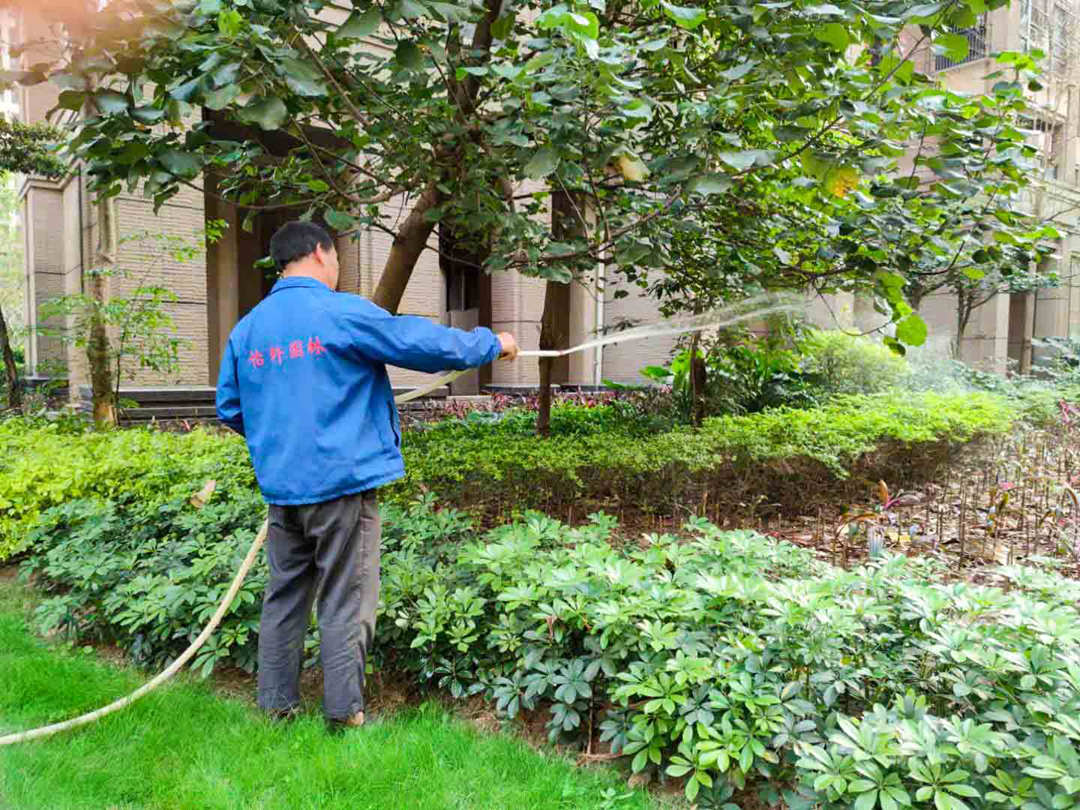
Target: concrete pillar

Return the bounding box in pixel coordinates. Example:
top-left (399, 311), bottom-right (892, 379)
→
top-left (21, 180), bottom-right (66, 377)
top-left (958, 292), bottom-right (1010, 373)
top-left (1034, 282), bottom-right (1071, 339)
top-left (1007, 293), bottom-right (1034, 374)
top-left (567, 271), bottom-right (599, 386)
top-left (204, 177), bottom-right (241, 384)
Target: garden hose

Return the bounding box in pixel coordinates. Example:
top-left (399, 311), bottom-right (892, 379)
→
top-left (0, 294), bottom-right (796, 746)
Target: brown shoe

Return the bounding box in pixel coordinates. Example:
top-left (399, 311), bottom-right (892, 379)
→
top-left (326, 710), bottom-right (365, 734)
top-left (345, 710), bottom-right (365, 727)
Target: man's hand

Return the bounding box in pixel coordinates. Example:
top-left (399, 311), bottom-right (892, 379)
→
top-left (497, 332), bottom-right (519, 361)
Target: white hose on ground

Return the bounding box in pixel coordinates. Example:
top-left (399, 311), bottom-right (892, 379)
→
top-left (0, 519), bottom-right (270, 746)
top-left (0, 293), bottom-right (798, 745)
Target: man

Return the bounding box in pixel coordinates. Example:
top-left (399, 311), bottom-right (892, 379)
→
top-left (216, 221), bottom-right (518, 730)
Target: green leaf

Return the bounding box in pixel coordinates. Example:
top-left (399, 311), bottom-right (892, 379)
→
top-left (237, 96), bottom-right (288, 131)
top-left (895, 314), bottom-right (928, 346)
top-left (524, 147), bottom-right (559, 179)
top-left (395, 41), bottom-right (424, 70)
top-left (804, 3), bottom-right (845, 15)
top-left (57, 90), bottom-right (86, 111)
top-left (169, 77), bottom-right (201, 102)
top-left (855, 790), bottom-right (879, 810)
top-left (718, 151), bottom-right (759, 171)
top-left (690, 174), bottom-right (732, 194)
top-left (338, 9), bottom-right (381, 38)
top-left (815, 22), bottom-right (850, 50)
top-left (325, 209), bottom-right (357, 231)
top-left (94, 90), bottom-right (129, 116)
top-left (203, 84), bottom-right (240, 111)
top-left (130, 106), bottom-right (165, 125)
top-left (491, 14), bottom-right (514, 38)
top-left (720, 61), bottom-right (756, 80)
top-left (621, 99), bottom-right (652, 120)
top-left (277, 57), bottom-right (328, 96)
top-left (217, 8), bottom-right (243, 37)
top-left (936, 32), bottom-right (970, 62)
top-left (157, 149), bottom-right (202, 179)
top-left (662, 2), bottom-right (708, 28)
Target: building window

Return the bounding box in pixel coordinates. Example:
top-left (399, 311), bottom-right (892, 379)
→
top-left (934, 17), bottom-right (988, 71)
top-left (1019, 115), bottom-right (1064, 180)
top-left (1021, 0), bottom-right (1076, 73)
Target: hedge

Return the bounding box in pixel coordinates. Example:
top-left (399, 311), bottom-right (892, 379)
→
top-left (0, 391), bottom-right (1017, 561)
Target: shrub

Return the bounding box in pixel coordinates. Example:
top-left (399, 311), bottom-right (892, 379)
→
top-left (0, 417), bottom-right (253, 561)
top-left (798, 330), bottom-right (909, 396)
top-left (395, 391), bottom-right (1016, 518)
top-left (18, 496), bottom-right (1080, 810)
top-left (0, 391), bottom-right (1018, 561)
top-left (641, 341), bottom-right (820, 418)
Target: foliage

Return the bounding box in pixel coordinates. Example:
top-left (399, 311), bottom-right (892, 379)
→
top-left (18, 492), bottom-right (1080, 810)
top-left (9, 0), bottom-right (1056, 348)
top-left (0, 417), bottom-right (253, 561)
top-left (0, 117), bottom-right (66, 180)
top-left (798, 330), bottom-right (910, 397)
top-left (0, 390), bottom-right (1018, 560)
top-left (642, 340), bottom-right (820, 417)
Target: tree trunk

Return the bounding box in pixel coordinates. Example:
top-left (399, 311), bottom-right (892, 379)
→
top-left (88, 197), bottom-right (116, 426)
top-left (536, 281), bottom-right (566, 437)
top-left (372, 184), bottom-right (442, 314)
top-left (537, 190), bottom-right (582, 437)
top-left (955, 288), bottom-right (972, 360)
top-left (0, 303), bottom-right (20, 411)
top-left (689, 332), bottom-right (707, 427)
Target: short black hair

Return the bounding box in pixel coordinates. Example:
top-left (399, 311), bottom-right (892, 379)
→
top-left (269, 221), bottom-right (334, 271)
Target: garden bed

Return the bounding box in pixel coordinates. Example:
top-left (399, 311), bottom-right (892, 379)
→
top-left (13, 495), bottom-right (1080, 808)
top-left (0, 391), bottom-right (1019, 561)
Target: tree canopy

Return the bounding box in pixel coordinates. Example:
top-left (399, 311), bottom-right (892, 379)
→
top-left (5, 0), bottom-right (1058, 346)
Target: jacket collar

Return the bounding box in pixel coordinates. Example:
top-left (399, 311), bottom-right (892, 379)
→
top-left (269, 276), bottom-right (332, 294)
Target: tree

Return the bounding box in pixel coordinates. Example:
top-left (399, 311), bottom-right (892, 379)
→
top-left (0, 118), bottom-right (65, 410)
top-left (4, 0), bottom-right (1053, 426)
top-left (37, 226), bottom-right (218, 421)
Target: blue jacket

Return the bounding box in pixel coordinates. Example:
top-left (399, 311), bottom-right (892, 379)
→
top-left (216, 276), bottom-right (502, 505)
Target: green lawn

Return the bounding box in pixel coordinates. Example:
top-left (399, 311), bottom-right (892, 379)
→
top-left (0, 581), bottom-right (657, 810)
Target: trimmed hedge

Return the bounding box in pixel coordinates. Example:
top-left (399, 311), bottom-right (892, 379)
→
top-left (392, 392), bottom-right (1015, 518)
top-left (0, 391), bottom-right (1016, 560)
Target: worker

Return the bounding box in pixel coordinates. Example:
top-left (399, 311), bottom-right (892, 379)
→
top-left (215, 221), bottom-right (518, 731)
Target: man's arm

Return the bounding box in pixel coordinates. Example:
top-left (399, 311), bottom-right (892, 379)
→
top-left (336, 297), bottom-right (507, 373)
top-left (215, 338), bottom-right (245, 436)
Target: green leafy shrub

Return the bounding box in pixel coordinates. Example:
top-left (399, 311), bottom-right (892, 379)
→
top-left (19, 496), bottom-right (1080, 810)
top-left (0, 391), bottom-right (1017, 560)
top-left (797, 330), bottom-right (909, 396)
top-left (396, 392), bottom-right (1015, 518)
top-left (0, 417), bottom-right (253, 561)
top-left (641, 341), bottom-right (820, 417)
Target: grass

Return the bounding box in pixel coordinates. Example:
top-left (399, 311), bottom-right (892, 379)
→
top-left (0, 580), bottom-right (657, 810)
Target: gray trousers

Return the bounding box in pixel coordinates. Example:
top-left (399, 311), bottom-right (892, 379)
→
top-left (257, 490), bottom-right (380, 721)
